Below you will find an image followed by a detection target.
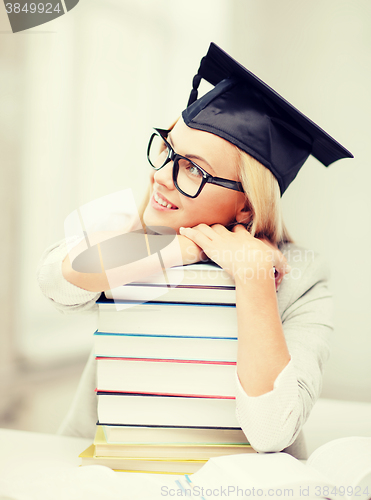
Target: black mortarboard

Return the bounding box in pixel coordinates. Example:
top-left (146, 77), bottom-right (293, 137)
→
top-left (182, 43), bottom-right (353, 195)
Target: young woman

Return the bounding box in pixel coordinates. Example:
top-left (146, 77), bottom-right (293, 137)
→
top-left (37, 43), bottom-right (352, 459)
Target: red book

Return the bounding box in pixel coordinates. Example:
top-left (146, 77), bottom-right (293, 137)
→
top-left (96, 357), bottom-right (237, 398)
top-left (97, 392), bottom-right (239, 428)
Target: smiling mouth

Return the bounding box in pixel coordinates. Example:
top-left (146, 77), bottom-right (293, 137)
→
top-left (153, 192), bottom-right (178, 209)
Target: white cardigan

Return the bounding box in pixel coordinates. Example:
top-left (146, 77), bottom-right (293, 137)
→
top-left (37, 240), bottom-right (333, 459)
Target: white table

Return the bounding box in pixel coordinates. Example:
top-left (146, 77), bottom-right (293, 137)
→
top-left (0, 428), bottom-right (91, 468)
top-left (2, 422), bottom-right (369, 500)
top-left (0, 429), bottom-right (184, 499)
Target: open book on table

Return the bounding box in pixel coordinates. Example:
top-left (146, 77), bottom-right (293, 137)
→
top-left (173, 437), bottom-right (371, 500)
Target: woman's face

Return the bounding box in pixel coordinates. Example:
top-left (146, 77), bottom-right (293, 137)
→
top-left (143, 118), bottom-right (247, 233)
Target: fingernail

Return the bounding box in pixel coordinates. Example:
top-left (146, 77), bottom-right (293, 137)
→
top-left (285, 264), bottom-right (292, 273)
top-left (179, 227), bottom-right (185, 234)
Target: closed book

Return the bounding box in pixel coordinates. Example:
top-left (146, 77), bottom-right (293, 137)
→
top-left (105, 283), bottom-right (236, 304)
top-left (104, 261), bottom-right (236, 305)
top-left (94, 332), bottom-right (237, 362)
top-left (79, 444), bottom-right (206, 474)
top-left (101, 424), bottom-right (249, 445)
top-left (93, 426), bottom-right (254, 459)
top-left (96, 357), bottom-right (236, 397)
top-left (118, 262), bottom-right (234, 287)
top-left (97, 300), bottom-right (237, 337)
top-left (97, 393), bottom-right (239, 428)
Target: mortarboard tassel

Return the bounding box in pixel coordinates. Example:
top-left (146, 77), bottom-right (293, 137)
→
top-left (187, 72), bottom-right (202, 107)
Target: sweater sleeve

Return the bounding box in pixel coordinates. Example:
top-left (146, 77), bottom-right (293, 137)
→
top-left (36, 239), bottom-right (101, 313)
top-left (235, 249), bottom-right (332, 453)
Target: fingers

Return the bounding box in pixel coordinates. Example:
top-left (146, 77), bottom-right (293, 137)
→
top-left (193, 223), bottom-right (217, 239)
top-left (231, 224), bottom-right (248, 233)
top-left (179, 225), bottom-right (214, 253)
top-left (180, 223), bottom-right (215, 241)
top-left (209, 223), bottom-right (228, 235)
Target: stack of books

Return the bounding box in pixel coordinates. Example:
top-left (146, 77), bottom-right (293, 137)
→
top-left (80, 262), bottom-right (255, 473)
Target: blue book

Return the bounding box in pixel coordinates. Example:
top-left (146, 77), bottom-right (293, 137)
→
top-left (97, 299), bottom-right (238, 337)
top-left (94, 331), bottom-right (237, 362)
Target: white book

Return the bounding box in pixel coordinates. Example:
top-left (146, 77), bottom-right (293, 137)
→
top-left (97, 393), bottom-right (239, 428)
top-left (105, 283), bottom-right (236, 304)
top-left (104, 261), bottom-right (236, 303)
top-left (101, 424), bottom-right (248, 445)
top-left (94, 332), bottom-right (238, 362)
top-left (96, 357), bottom-right (236, 397)
top-left (97, 301), bottom-right (237, 337)
top-left (124, 262), bottom-right (234, 287)
top-left (93, 425), bottom-right (254, 459)
top-left (183, 437), bottom-right (371, 500)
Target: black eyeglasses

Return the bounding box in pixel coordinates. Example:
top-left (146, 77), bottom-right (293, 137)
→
top-left (147, 128), bottom-right (244, 199)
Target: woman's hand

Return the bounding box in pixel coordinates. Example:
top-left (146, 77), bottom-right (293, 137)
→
top-left (177, 234), bottom-right (208, 266)
top-left (179, 223), bottom-right (290, 290)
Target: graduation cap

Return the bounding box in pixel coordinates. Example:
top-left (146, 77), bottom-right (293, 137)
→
top-left (182, 43), bottom-right (353, 195)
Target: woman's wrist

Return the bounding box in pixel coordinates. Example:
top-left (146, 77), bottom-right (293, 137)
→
top-left (233, 259), bottom-right (275, 292)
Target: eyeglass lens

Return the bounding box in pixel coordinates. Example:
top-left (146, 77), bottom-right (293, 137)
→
top-left (148, 133), bottom-right (204, 197)
top-left (148, 134), bottom-right (170, 169)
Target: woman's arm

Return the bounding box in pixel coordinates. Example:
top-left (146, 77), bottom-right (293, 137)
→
top-left (179, 224), bottom-right (332, 452)
top-left (61, 233), bottom-right (207, 292)
top-left (37, 239), bottom-right (102, 313)
top-left (179, 223), bottom-right (291, 395)
top-left (38, 234), bottom-right (207, 310)
top-left (234, 264), bottom-right (291, 396)
top-left (235, 249), bottom-right (332, 452)
top-left (62, 253), bottom-right (110, 292)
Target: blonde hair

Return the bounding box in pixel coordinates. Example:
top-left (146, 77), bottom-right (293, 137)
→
top-left (138, 121), bottom-right (293, 246)
top-left (234, 149), bottom-right (293, 245)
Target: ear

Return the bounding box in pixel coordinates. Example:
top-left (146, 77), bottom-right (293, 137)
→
top-left (235, 200), bottom-right (252, 225)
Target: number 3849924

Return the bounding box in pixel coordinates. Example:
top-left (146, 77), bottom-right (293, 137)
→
top-left (5, 2), bottom-right (62, 14)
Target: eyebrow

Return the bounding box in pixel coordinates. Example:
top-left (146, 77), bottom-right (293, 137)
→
top-left (167, 132), bottom-right (216, 175)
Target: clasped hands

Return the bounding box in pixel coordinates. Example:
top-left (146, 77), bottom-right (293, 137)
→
top-left (62, 221), bottom-right (290, 293)
top-left (179, 223), bottom-right (291, 291)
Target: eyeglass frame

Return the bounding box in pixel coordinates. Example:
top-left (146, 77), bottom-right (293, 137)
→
top-left (147, 128), bottom-right (244, 199)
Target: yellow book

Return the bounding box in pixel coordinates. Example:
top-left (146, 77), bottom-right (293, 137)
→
top-left (93, 425), bottom-right (255, 460)
top-left (79, 444), bottom-right (206, 474)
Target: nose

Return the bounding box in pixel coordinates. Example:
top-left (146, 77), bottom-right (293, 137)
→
top-left (153, 161), bottom-right (175, 191)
